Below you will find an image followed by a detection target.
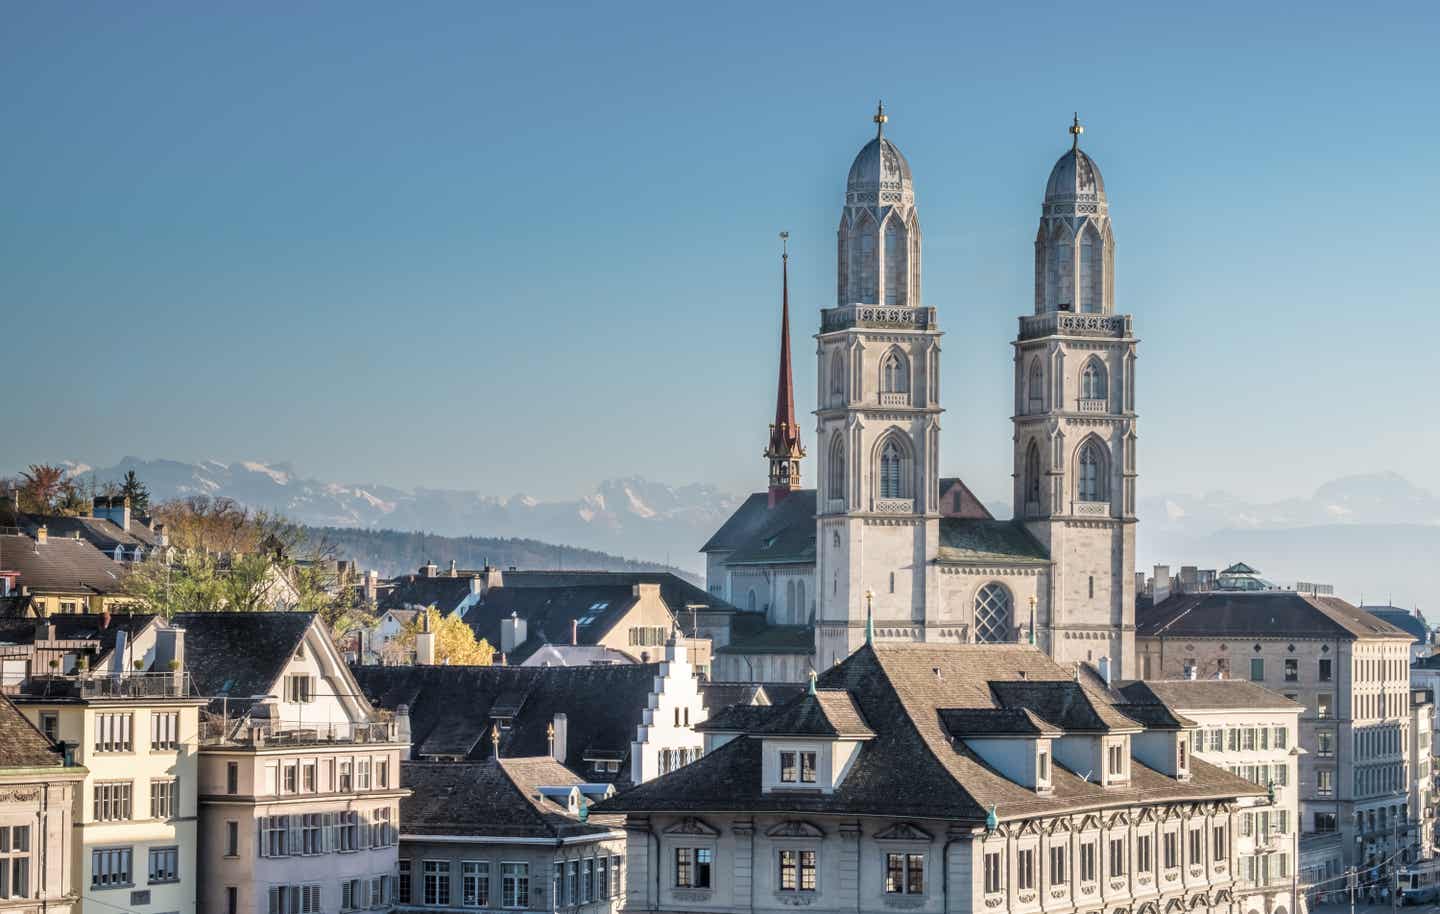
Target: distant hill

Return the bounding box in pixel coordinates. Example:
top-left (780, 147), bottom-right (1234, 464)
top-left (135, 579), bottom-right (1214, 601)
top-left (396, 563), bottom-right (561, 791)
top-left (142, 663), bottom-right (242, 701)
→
top-left (304, 525), bottom-right (698, 582)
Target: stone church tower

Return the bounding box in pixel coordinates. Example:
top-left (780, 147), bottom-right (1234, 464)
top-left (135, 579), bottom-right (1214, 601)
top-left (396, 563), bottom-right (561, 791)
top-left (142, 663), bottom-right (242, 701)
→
top-left (815, 105), bottom-right (943, 664)
top-left (1013, 116), bottom-right (1138, 676)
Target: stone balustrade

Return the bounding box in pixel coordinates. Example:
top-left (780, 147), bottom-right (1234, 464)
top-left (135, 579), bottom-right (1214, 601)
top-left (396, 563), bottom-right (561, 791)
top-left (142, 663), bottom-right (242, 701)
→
top-left (1019, 311), bottom-right (1131, 341)
top-left (821, 304), bottom-right (935, 333)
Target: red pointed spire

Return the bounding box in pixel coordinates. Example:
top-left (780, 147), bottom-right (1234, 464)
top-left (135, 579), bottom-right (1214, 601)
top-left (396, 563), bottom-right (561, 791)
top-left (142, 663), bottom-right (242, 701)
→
top-left (766, 233), bottom-right (805, 507)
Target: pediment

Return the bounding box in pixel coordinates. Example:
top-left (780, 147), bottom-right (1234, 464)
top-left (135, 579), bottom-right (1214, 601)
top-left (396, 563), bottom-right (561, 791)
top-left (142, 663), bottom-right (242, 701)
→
top-left (1016, 819), bottom-right (1043, 837)
top-left (874, 822), bottom-right (933, 842)
top-left (1165, 899), bottom-right (1185, 913)
top-left (664, 817), bottom-right (719, 837)
top-left (1046, 817), bottom-right (1073, 835)
top-left (1189, 894), bottom-right (1208, 910)
top-left (1105, 811), bottom-right (1131, 829)
top-left (767, 820), bottom-right (825, 839)
top-left (1077, 813), bottom-right (1102, 832)
top-left (1136, 808), bottom-right (1158, 824)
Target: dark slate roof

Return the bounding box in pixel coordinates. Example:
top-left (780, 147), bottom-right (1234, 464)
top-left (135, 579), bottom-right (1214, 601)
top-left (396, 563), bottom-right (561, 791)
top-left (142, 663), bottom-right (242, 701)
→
top-left (0, 694), bottom-right (65, 769)
top-left (377, 574), bottom-right (478, 614)
top-left (751, 689), bottom-right (875, 739)
top-left (401, 759), bottom-right (616, 839)
top-left (1137, 592), bottom-right (1414, 641)
top-left (937, 519), bottom-right (1049, 565)
top-left (716, 616), bottom-right (815, 656)
top-left (0, 534), bottom-right (126, 596)
top-left (0, 613), bottom-right (159, 656)
top-left (722, 491), bottom-right (817, 567)
top-left (939, 707), bottom-right (1062, 738)
top-left (171, 612), bottom-right (316, 708)
top-left (989, 680), bottom-right (1143, 733)
top-left (353, 663), bottom-right (661, 787)
top-left (21, 515), bottom-right (145, 552)
top-left (701, 493), bottom-right (774, 553)
top-left (500, 571), bottom-right (737, 618)
top-left (462, 585), bottom-right (640, 664)
top-left (1361, 607), bottom-right (1428, 644)
top-left (696, 703), bottom-right (782, 733)
top-left (939, 478), bottom-right (994, 520)
top-left (599, 644), bottom-right (1263, 824)
top-left (699, 682), bottom-right (770, 712)
top-left (1117, 680), bottom-right (1304, 712)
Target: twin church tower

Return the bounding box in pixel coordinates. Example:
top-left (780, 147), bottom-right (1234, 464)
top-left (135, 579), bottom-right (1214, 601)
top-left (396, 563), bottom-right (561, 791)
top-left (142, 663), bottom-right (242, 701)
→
top-left (709, 105), bottom-right (1137, 680)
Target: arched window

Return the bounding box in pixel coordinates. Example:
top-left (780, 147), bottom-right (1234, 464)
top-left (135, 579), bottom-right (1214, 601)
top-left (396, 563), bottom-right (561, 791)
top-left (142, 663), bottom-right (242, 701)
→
top-left (829, 351), bottom-right (845, 404)
top-left (974, 583), bottom-right (1013, 644)
top-left (747, 589), bottom-right (757, 613)
top-left (827, 434), bottom-right (846, 505)
top-left (1056, 238), bottom-right (1073, 307)
top-left (1081, 359), bottom-right (1107, 402)
top-left (837, 218), bottom-right (850, 305)
top-left (1027, 358), bottom-right (1044, 413)
top-left (879, 439), bottom-right (904, 498)
top-left (880, 349), bottom-right (909, 394)
top-left (786, 580), bottom-right (796, 619)
top-left (1080, 226), bottom-right (1101, 313)
top-left (884, 218), bottom-right (907, 305)
top-left (1024, 441), bottom-right (1042, 514)
top-left (796, 580), bottom-right (806, 619)
top-left (1078, 441), bottom-right (1106, 502)
top-left (852, 213), bottom-right (878, 303)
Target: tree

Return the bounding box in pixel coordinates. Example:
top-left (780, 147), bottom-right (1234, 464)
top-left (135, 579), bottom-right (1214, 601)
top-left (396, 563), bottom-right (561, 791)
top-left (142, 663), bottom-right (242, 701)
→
top-left (397, 607), bottom-right (495, 666)
top-left (14, 464), bottom-right (80, 514)
top-left (119, 470), bottom-right (151, 513)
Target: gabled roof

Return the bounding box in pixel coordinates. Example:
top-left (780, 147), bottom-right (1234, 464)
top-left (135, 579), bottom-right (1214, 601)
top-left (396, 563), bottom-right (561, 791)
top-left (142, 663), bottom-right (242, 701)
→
top-left (939, 707), bottom-right (1062, 738)
top-left (462, 585), bottom-right (641, 664)
top-left (353, 663), bottom-right (662, 787)
top-left (701, 493), bottom-right (774, 554)
top-left (0, 613), bottom-right (160, 657)
top-left (1137, 592), bottom-right (1414, 641)
top-left (751, 689), bottom-right (874, 739)
top-left (21, 514), bottom-right (145, 552)
top-left (989, 680), bottom-right (1142, 733)
top-left (500, 571), bottom-right (737, 618)
top-left (0, 694), bottom-right (65, 769)
top-left (401, 759), bottom-right (616, 839)
top-left (936, 519), bottom-right (1049, 565)
top-left (721, 491), bottom-right (817, 567)
top-left (0, 533), bottom-right (126, 596)
top-left (376, 574), bottom-right (477, 614)
top-left (172, 612), bottom-right (317, 708)
top-left (939, 478), bottom-right (994, 520)
top-left (600, 644), bottom-right (1263, 823)
top-left (1117, 679), bottom-right (1304, 713)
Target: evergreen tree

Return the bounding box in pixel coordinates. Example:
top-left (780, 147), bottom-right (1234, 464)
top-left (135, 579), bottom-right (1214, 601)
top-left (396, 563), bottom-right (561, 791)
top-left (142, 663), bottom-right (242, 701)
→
top-left (119, 470), bottom-right (151, 513)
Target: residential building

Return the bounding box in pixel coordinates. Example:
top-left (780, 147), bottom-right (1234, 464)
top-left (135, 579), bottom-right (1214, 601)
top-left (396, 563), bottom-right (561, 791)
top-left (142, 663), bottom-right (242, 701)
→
top-left (1137, 590), bottom-right (1422, 868)
top-left (0, 693), bottom-right (86, 912)
top-left (1409, 655), bottom-right (1440, 754)
top-left (601, 642), bottom-right (1264, 914)
top-left (0, 530), bottom-right (133, 616)
top-left (11, 623), bottom-right (205, 914)
top-left (354, 639), bottom-right (706, 786)
top-left (1117, 679), bottom-right (1304, 914)
top-left (397, 758), bottom-right (625, 913)
top-left (177, 612), bottom-right (409, 914)
top-left (1407, 687), bottom-right (1435, 857)
top-left (16, 496), bottom-right (172, 564)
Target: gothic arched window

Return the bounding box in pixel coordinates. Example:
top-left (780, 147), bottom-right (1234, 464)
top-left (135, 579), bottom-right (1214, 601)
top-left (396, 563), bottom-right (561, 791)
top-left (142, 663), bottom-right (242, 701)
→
top-left (1027, 358), bottom-right (1044, 413)
top-left (852, 213), bottom-right (878, 304)
top-left (829, 351), bottom-right (845, 404)
top-left (796, 580), bottom-right (806, 620)
top-left (1024, 441), bottom-right (1042, 515)
top-left (747, 589), bottom-right (757, 613)
top-left (974, 583), bottom-right (1013, 644)
top-left (880, 439), bottom-right (903, 498)
top-left (1081, 359), bottom-right (1107, 402)
top-left (884, 218), bottom-right (907, 305)
top-left (1078, 441), bottom-right (1107, 502)
top-left (786, 580), bottom-right (796, 619)
top-left (1080, 226), bottom-right (1101, 313)
top-left (827, 434), bottom-right (846, 506)
top-left (836, 218), bottom-right (850, 305)
top-left (880, 349), bottom-right (909, 394)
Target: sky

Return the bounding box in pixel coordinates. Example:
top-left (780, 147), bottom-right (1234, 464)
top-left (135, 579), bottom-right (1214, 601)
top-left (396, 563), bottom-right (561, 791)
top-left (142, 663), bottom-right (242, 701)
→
top-left (3, 1), bottom-right (1438, 506)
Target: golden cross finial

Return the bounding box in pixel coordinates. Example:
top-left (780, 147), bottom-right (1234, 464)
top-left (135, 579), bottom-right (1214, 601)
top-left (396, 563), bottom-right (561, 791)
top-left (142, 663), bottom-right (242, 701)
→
top-left (1070, 112), bottom-right (1084, 150)
top-left (873, 100), bottom-right (888, 138)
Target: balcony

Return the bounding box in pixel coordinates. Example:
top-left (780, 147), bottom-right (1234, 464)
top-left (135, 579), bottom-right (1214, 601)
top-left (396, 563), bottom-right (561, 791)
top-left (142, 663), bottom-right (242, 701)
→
top-left (824, 498), bottom-right (846, 515)
top-left (201, 713), bottom-right (398, 748)
top-left (878, 392), bottom-right (911, 408)
top-left (821, 305), bottom-right (935, 333)
top-left (873, 499), bottom-right (915, 514)
top-left (1073, 501), bottom-right (1110, 517)
top-left (11, 672), bottom-right (194, 700)
top-left (1018, 311), bottom-right (1131, 341)
top-left (1077, 398), bottom-right (1108, 414)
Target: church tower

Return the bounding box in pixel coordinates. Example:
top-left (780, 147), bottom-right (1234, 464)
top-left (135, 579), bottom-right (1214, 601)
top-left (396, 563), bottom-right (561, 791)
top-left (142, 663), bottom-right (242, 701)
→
top-left (1013, 116), bottom-right (1138, 676)
top-left (814, 104), bottom-right (943, 667)
top-left (764, 234), bottom-right (805, 507)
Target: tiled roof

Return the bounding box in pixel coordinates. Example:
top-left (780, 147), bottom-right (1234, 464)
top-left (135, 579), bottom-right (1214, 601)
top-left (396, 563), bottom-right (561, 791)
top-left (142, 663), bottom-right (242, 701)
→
top-left (401, 759), bottom-right (616, 839)
top-left (699, 682), bottom-right (770, 711)
top-left (939, 707), bottom-right (1062, 738)
top-left (500, 571), bottom-right (737, 618)
top-left (696, 703), bottom-right (781, 733)
top-left (0, 694), bottom-right (64, 769)
top-left (172, 612), bottom-right (316, 709)
top-left (599, 644), bottom-right (1263, 824)
top-left (1361, 607), bottom-right (1428, 643)
top-left (1117, 679), bottom-right (1304, 712)
top-left (354, 663), bottom-right (661, 787)
top-left (722, 491), bottom-right (818, 567)
top-left (377, 575), bottom-right (477, 614)
top-left (462, 585), bottom-right (640, 664)
top-left (1137, 592), bottom-right (1413, 641)
top-left (21, 515), bottom-right (144, 551)
top-left (989, 680), bottom-right (1142, 733)
top-left (715, 617), bottom-right (815, 656)
top-left (936, 519), bottom-right (1049, 565)
top-left (0, 533), bottom-right (126, 596)
top-left (752, 689), bottom-right (874, 739)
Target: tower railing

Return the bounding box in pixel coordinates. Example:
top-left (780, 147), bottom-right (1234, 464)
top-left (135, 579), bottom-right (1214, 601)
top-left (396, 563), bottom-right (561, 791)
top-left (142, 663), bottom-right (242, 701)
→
top-left (1019, 312), bottom-right (1131, 340)
top-left (821, 305), bottom-right (935, 333)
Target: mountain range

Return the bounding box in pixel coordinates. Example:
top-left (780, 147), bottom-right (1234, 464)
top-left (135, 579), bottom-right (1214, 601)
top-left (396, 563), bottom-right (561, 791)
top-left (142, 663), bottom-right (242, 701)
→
top-left (47, 458), bottom-right (1440, 606)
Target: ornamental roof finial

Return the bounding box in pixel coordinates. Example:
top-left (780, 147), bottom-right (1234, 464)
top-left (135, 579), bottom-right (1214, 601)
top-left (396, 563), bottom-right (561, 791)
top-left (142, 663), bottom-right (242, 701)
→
top-left (874, 100), bottom-right (888, 139)
top-left (1070, 112), bottom-right (1084, 151)
top-left (807, 669), bottom-right (818, 697)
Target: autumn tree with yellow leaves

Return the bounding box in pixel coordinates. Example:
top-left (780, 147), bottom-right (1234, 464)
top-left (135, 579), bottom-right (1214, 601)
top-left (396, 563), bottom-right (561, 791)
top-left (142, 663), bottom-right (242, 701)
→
top-left (398, 607), bottom-right (495, 666)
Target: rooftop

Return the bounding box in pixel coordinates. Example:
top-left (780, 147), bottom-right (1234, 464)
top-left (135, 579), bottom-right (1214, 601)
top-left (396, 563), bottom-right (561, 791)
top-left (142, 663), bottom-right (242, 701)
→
top-left (1137, 592), bottom-right (1413, 641)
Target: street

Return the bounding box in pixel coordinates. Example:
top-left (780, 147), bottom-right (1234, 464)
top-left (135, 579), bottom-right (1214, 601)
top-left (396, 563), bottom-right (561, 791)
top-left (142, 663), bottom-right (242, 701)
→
top-left (1313, 904), bottom-right (1440, 914)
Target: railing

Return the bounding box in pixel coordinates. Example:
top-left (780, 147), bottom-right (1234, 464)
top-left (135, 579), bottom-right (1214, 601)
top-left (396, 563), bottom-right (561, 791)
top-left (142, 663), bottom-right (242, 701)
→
top-left (824, 499), bottom-right (846, 515)
top-left (821, 305), bottom-right (935, 333)
top-left (200, 715), bottom-right (397, 748)
top-left (878, 392), bottom-right (911, 407)
top-left (1077, 398), bottom-right (1108, 414)
top-left (1019, 311), bottom-right (1131, 341)
top-left (1073, 501), bottom-right (1110, 517)
top-left (11, 672), bottom-right (193, 699)
top-left (873, 498), bottom-right (915, 514)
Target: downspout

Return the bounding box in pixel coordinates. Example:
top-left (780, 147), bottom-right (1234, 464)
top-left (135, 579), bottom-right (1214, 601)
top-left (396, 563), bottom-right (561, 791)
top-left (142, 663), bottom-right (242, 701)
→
top-left (942, 830), bottom-right (963, 914)
top-left (750, 822), bottom-right (757, 914)
top-left (40, 782), bottom-right (48, 914)
top-left (647, 822), bottom-right (660, 913)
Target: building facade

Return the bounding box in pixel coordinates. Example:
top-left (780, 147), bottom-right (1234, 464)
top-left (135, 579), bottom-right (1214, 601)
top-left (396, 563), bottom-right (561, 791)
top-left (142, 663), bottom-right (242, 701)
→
top-left (0, 694), bottom-right (85, 912)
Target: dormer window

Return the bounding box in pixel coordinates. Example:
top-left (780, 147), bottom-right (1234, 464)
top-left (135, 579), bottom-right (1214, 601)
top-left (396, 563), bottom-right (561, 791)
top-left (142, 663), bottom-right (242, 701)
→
top-left (1037, 748), bottom-right (1050, 783)
top-left (780, 751), bottom-right (817, 784)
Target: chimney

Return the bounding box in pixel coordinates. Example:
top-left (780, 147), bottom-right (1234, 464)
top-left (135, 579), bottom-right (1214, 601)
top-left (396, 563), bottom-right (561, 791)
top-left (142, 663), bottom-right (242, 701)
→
top-left (1153, 565), bottom-right (1171, 602)
top-left (1098, 656), bottom-right (1111, 686)
top-left (469, 574), bottom-right (484, 596)
top-left (1135, 571), bottom-right (1146, 597)
top-left (447, 560), bottom-right (457, 577)
top-left (93, 496), bottom-right (131, 533)
top-left (551, 713), bottom-right (568, 763)
top-left (33, 620), bottom-right (55, 644)
top-left (364, 569), bottom-right (379, 603)
top-left (155, 626), bottom-right (186, 679)
top-left (396, 704), bottom-right (413, 758)
top-left (110, 630), bottom-right (129, 676)
top-left (421, 561), bottom-right (438, 578)
top-left (480, 566), bottom-right (504, 596)
top-left (415, 613), bottom-right (436, 665)
top-left (500, 612), bottom-right (528, 655)
top-left (153, 523), bottom-right (168, 547)
top-left (35, 525), bottom-right (47, 546)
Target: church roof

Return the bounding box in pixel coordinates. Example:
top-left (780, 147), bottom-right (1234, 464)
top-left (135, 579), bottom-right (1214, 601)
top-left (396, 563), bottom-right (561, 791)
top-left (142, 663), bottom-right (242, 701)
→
top-left (722, 490), bottom-right (817, 567)
top-left (936, 518), bottom-right (1049, 565)
top-left (1045, 147), bottom-right (1105, 201)
top-left (847, 136), bottom-right (912, 191)
top-left (715, 617), bottom-right (815, 656)
top-left (700, 493), bottom-right (773, 553)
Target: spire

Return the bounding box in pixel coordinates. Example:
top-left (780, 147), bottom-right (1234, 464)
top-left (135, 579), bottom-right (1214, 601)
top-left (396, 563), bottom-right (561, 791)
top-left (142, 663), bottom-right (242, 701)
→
top-left (873, 100), bottom-right (888, 139)
top-left (765, 231), bottom-right (805, 507)
top-left (1069, 112), bottom-right (1084, 151)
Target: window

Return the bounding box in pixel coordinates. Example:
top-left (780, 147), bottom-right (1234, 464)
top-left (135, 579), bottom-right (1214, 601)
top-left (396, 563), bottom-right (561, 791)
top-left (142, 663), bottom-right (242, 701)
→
top-left (880, 349), bottom-right (909, 393)
top-left (1163, 832), bottom-right (1178, 869)
top-left (778, 849), bottom-right (816, 891)
top-left (1250, 658), bottom-right (1265, 682)
top-left (827, 434), bottom-right (846, 504)
top-left (259, 816), bottom-right (291, 858)
top-left (357, 758), bottom-right (371, 790)
top-left (829, 352), bottom-right (845, 402)
top-left (95, 712), bottom-right (133, 752)
top-left (285, 674), bottom-right (316, 704)
top-left (800, 751), bottom-right (817, 783)
top-left (1108, 838), bottom-right (1125, 877)
top-left (302, 814), bottom-right (327, 855)
top-left (0, 825), bottom-right (31, 899)
top-left (884, 219), bottom-right (907, 305)
top-left (147, 846), bottom-right (178, 884)
top-left (502, 863), bottom-right (530, 908)
top-left (227, 886), bottom-right (238, 914)
top-left (1208, 728), bottom-right (1223, 752)
top-left (1317, 769), bottom-right (1334, 797)
top-left (226, 762), bottom-right (239, 795)
top-left (1212, 824), bottom-right (1227, 861)
top-left (598, 858), bottom-right (610, 899)
top-left (1050, 845), bottom-right (1068, 883)
top-left (885, 853), bottom-right (924, 894)
top-left (974, 583), bottom-right (1012, 645)
top-left (1315, 812), bottom-right (1337, 833)
top-left (1136, 835), bottom-right (1152, 874)
top-left (283, 763), bottom-right (298, 794)
top-left (1274, 727), bottom-right (1288, 749)
top-left (398, 860), bottom-right (412, 904)
top-left (91, 846), bottom-right (133, 887)
top-left (339, 760), bottom-right (353, 792)
top-left (568, 860), bottom-right (580, 904)
top-left (780, 751), bottom-right (796, 782)
top-left (150, 779), bottom-right (176, 819)
top-left (267, 885), bottom-right (321, 914)
top-left (1284, 658), bottom-right (1298, 682)
top-left (371, 807), bottom-right (394, 848)
top-left (983, 851), bottom-right (1003, 894)
top-left (1319, 659), bottom-right (1333, 681)
top-left (424, 860), bottom-right (452, 906)
top-left (1177, 738), bottom-right (1187, 770)
top-left (583, 858), bottom-right (595, 902)
top-left (1024, 442), bottom-right (1042, 513)
top-left (675, 848), bottom-right (712, 888)
top-left (879, 439), bottom-right (903, 499)
top-left (341, 878), bottom-right (365, 911)
top-left (1078, 442), bottom-right (1104, 502)
top-left (39, 712), bottom-right (58, 743)
top-left (1318, 693), bottom-right (1332, 718)
top-left (336, 810), bottom-right (359, 852)
top-left (1188, 827), bottom-right (1203, 865)
top-left (303, 761), bottom-right (317, 792)
top-left (225, 820), bottom-right (238, 857)
top-left (94, 782), bottom-right (132, 821)
top-left (1017, 848), bottom-right (1035, 890)
top-left (1079, 842), bottom-right (1097, 882)
top-left (1038, 750), bottom-right (1050, 782)
top-left (1107, 744), bottom-right (1124, 777)
top-left (1081, 359), bottom-right (1106, 401)
top-left (1027, 359), bottom-right (1044, 412)
top-left (151, 711), bottom-right (179, 750)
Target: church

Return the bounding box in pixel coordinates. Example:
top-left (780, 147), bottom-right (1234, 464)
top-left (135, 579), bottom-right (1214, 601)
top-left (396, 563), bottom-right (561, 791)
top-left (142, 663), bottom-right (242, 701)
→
top-left (703, 106), bottom-right (1138, 683)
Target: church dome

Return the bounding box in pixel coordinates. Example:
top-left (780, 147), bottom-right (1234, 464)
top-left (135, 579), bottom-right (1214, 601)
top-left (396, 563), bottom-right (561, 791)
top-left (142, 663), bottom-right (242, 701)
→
top-left (847, 135), bottom-right (912, 191)
top-left (1044, 147), bottom-right (1105, 201)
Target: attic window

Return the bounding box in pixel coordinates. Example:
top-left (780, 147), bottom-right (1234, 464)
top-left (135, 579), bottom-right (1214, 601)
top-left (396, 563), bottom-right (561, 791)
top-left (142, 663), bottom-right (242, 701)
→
top-left (762, 535), bottom-right (778, 550)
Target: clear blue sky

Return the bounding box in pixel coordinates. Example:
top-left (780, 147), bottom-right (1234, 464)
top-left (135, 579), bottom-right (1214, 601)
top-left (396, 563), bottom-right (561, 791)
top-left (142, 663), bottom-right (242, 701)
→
top-left (3, 1), bottom-right (1437, 505)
